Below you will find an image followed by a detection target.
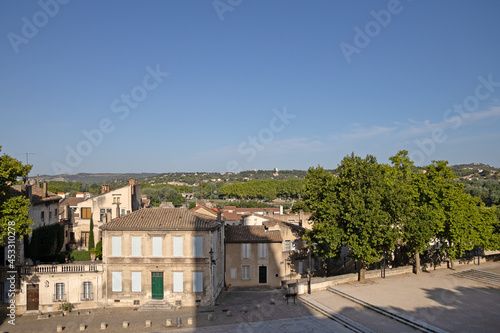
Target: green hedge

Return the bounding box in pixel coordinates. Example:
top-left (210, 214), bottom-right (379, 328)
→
top-left (27, 224), bottom-right (64, 261)
top-left (69, 251), bottom-right (91, 261)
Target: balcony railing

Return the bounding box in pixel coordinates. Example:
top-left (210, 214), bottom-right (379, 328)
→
top-left (21, 263), bottom-right (103, 275)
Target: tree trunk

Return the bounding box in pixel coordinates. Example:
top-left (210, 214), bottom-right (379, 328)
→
top-left (358, 260), bottom-right (366, 283)
top-left (414, 252), bottom-right (420, 274)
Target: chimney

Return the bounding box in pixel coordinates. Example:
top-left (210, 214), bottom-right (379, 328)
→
top-left (43, 181), bottom-right (48, 198)
top-left (36, 174), bottom-right (40, 187)
top-left (279, 205), bottom-right (283, 216)
top-left (129, 178), bottom-right (135, 195)
top-left (101, 184), bottom-right (110, 194)
top-left (26, 184), bottom-right (32, 202)
top-left (217, 210), bottom-right (222, 223)
top-left (116, 205), bottom-right (120, 218)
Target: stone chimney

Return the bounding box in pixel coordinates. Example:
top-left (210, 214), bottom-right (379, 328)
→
top-left (217, 210), bottom-right (222, 223)
top-left (279, 205), bottom-right (283, 215)
top-left (101, 184), bottom-right (110, 194)
top-left (43, 181), bottom-right (48, 198)
top-left (36, 174), bottom-right (40, 187)
top-left (129, 178), bottom-right (135, 195)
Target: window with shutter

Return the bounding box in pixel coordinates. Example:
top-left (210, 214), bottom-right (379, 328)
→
top-left (131, 237), bottom-right (141, 257)
top-left (152, 237), bottom-right (162, 257)
top-left (193, 237), bottom-right (203, 257)
top-left (112, 271), bottom-right (122, 292)
top-left (131, 272), bottom-right (141, 292)
top-left (173, 237), bottom-right (183, 257)
top-left (112, 236), bottom-right (122, 257)
top-left (173, 272), bottom-right (183, 292)
top-left (193, 272), bottom-right (203, 292)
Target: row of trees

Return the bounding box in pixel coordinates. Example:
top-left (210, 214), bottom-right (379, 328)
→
top-left (304, 151), bottom-right (500, 282)
top-left (219, 179), bottom-right (305, 200)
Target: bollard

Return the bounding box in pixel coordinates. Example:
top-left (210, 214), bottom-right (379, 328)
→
top-left (80, 324), bottom-right (86, 331)
top-left (122, 321), bottom-right (129, 328)
top-left (166, 319), bottom-right (172, 327)
top-left (145, 320), bottom-right (152, 327)
top-left (207, 314), bottom-right (213, 321)
top-left (226, 310), bottom-right (232, 317)
top-left (270, 298), bottom-right (275, 305)
top-left (57, 325), bottom-right (63, 332)
top-left (100, 322), bottom-right (107, 330)
top-left (187, 317), bottom-right (193, 325)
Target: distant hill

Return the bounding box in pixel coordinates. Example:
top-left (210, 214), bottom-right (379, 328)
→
top-left (450, 163), bottom-right (499, 171)
top-left (30, 173), bottom-right (161, 183)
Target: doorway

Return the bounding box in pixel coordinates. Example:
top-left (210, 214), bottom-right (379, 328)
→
top-left (151, 272), bottom-right (163, 299)
top-left (27, 284), bottom-right (39, 311)
top-left (258, 266), bottom-right (267, 284)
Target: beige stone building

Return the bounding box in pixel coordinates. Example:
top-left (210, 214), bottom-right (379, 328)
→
top-left (101, 208), bottom-right (224, 307)
top-left (224, 215), bottom-right (308, 288)
top-left (71, 179), bottom-right (142, 250)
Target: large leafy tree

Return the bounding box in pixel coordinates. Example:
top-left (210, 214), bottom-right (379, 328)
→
top-left (305, 153), bottom-right (399, 282)
top-left (0, 146), bottom-right (33, 244)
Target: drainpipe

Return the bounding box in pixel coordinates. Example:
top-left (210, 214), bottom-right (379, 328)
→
top-left (104, 229), bottom-right (108, 307)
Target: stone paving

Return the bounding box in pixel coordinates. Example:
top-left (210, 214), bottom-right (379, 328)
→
top-left (2, 262), bottom-right (500, 332)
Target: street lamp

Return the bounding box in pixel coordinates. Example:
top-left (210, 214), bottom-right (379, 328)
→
top-left (307, 242), bottom-right (317, 294)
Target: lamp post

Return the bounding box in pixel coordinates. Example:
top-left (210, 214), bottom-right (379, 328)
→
top-left (307, 242), bottom-right (317, 294)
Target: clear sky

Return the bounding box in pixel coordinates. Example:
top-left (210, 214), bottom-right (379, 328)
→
top-left (1, 0), bottom-right (500, 175)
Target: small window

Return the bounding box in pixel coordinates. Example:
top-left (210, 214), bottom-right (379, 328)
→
top-left (242, 266), bottom-right (250, 280)
top-left (54, 283), bottom-right (65, 302)
top-left (81, 231), bottom-right (89, 247)
top-left (121, 209), bottom-right (125, 216)
top-left (242, 243), bottom-right (250, 259)
top-left (112, 195), bottom-right (121, 204)
top-left (81, 207), bottom-right (91, 219)
top-left (41, 211), bottom-right (45, 222)
top-left (258, 243), bottom-right (268, 258)
top-left (284, 240), bottom-right (291, 252)
top-left (173, 237), bottom-right (183, 257)
top-left (112, 271), bottom-right (122, 292)
top-left (82, 282), bottom-right (93, 301)
top-left (193, 272), bottom-right (203, 293)
top-left (112, 236), bottom-right (122, 257)
top-left (193, 237), bottom-right (203, 257)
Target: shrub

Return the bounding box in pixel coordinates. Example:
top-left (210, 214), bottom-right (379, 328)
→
top-left (69, 251), bottom-right (91, 262)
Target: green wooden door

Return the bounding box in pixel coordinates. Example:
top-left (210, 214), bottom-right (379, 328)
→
top-left (151, 272), bottom-right (164, 299)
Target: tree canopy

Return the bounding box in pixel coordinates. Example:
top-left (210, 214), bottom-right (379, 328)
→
top-left (304, 151), bottom-right (500, 281)
top-left (0, 146), bottom-right (33, 244)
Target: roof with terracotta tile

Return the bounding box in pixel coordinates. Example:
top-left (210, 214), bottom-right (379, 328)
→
top-left (101, 208), bottom-right (220, 231)
top-left (59, 197), bottom-right (86, 207)
top-left (10, 185), bottom-right (61, 204)
top-left (222, 211), bottom-right (243, 221)
top-left (225, 225), bottom-right (282, 243)
top-left (190, 204), bottom-right (218, 216)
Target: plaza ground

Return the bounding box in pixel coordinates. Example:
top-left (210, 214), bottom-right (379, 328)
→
top-left (2, 261), bottom-right (499, 332)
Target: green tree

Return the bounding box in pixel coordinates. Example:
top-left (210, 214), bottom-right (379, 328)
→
top-left (88, 216), bottom-right (95, 250)
top-left (0, 146), bottom-right (33, 245)
top-left (305, 154), bottom-right (399, 282)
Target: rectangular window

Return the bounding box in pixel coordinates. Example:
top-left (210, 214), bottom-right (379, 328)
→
top-left (193, 237), bottom-right (203, 257)
top-left (112, 236), bottom-right (122, 257)
top-left (54, 283), bottom-right (65, 301)
top-left (49, 211), bottom-right (52, 222)
top-left (173, 237), bottom-right (183, 257)
top-left (131, 272), bottom-right (141, 292)
top-left (131, 236), bottom-right (141, 257)
top-left (81, 231), bottom-right (89, 247)
top-left (112, 271), bottom-right (122, 292)
top-left (121, 209), bottom-right (125, 216)
top-left (55, 208), bottom-right (58, 219)
top-left (193, 272), bottom-right (203, 292)
top-left (230, 268), bottom-right (236, 279)
top-left (100, 209), bottom-right (105, 222)
top-left (242, 266), bottom-right (250, 280)
top-left (298, 261), bottom-right (304, 275)
top-left (81, 207), bottom-right (91, 219)
top-left (82, 282), bottom-right (93, 301)
top-left (152, 237), bottom-right (162, 257)
top-left (242, 243), bottom-right (250, 259)
top-left (173, 272), bottom-right (183, 293)
top-left (258, 243), bottom-right (268, 258)
top-left (284, 240), bottom-right (291, 252)
top-left (112, 195), bottom-right (120, 204)
top-left (41, 211), bottom-right (45, 222)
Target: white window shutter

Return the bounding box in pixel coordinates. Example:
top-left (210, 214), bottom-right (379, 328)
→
top-left (112, 271), bottom-right (122, 292)
top-left (193, 237), bottom-right (203, 257)
top-left (131, 237), bottom-right (141, 257)
top-left (112, 237), bottom-right (121, 257)
top-left (131, 272), bottom-right (141, 292)
top-left (193, 272), bottom-right (203, 292)
top-left (173, 272), bottom-right (183, 292)
top-left (152, 237), bottom-right (162, 257)
top-left (173, 237), bottom-right (183, 257)
top-left (230, 268), bottom-right (236, 279)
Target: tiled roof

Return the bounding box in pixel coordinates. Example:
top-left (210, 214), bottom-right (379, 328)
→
top-left (222, 211), bottom-right (243, 221)
top-left (59, 197), bottom-right (86, 207)
top-left (101, 208), bottom-right (220, 231)
top-left (10, 185), bottom-right (61, 204)
top-left (190, 204), bottom-right (218, 216)
top-left (225, 225), bottom-right (282, 243)
top-left (262, 217), bottom-right (305, 232)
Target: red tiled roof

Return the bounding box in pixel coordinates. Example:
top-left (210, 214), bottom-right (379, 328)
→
top-left (101, 208), bottom-right (220, 231)
top-left (190, 204), bottom-right (218, 216)
top-left (225, 225), bottom-right (282, 243)
top-left (223, 211), bottom-right (243, 221)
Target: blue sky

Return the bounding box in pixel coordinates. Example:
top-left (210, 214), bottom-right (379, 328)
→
top-left (1, 0), bottom-right (500, 175)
